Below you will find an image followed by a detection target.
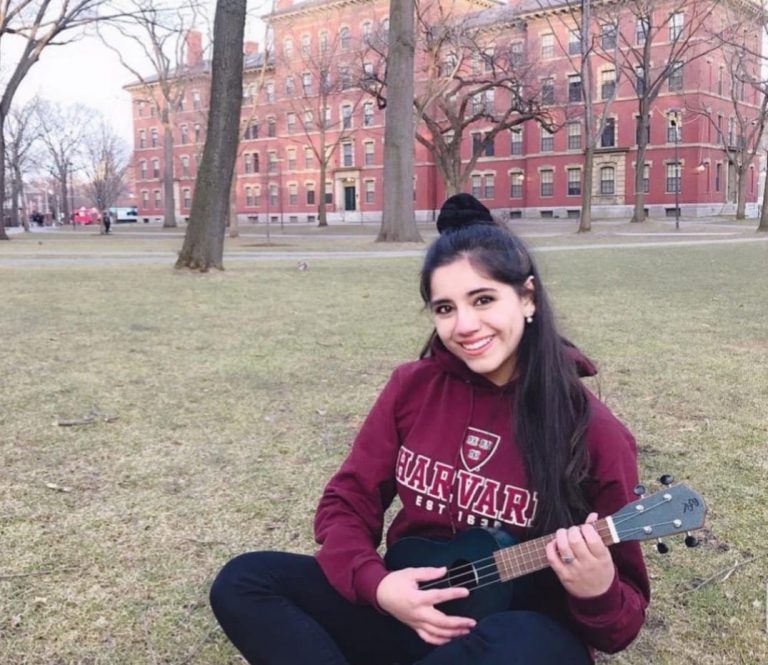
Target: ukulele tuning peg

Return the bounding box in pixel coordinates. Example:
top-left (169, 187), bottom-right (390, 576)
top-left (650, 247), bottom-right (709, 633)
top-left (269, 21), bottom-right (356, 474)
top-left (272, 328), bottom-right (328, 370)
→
top-left (656, 539), bottom-right (669, 554)
top-left (658, 474), bottom-right (675, 487)
top-left (684, 532), bottom-right (700, 548)
top-left (633, 484), bottom-right (647, 497)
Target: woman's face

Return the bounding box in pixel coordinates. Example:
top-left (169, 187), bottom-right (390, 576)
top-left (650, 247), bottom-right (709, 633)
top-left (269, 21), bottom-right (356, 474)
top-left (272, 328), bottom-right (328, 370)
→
top-left (429, 257), bottom-right (534, 386)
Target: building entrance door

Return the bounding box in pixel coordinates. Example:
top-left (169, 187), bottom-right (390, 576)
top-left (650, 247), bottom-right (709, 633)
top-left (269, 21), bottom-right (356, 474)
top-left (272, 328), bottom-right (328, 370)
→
top-left (344, 185), bottom-right (356, 211)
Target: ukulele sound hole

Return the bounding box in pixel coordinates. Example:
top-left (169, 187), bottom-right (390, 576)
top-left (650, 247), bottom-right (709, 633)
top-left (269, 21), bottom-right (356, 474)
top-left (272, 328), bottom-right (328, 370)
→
top-left (446, 559), bottom-right (480, 590)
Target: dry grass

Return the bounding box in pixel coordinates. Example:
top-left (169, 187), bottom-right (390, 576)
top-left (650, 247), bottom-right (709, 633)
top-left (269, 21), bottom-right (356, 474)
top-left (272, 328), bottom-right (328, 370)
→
top-left (1, 235), bottom-right (767, 664)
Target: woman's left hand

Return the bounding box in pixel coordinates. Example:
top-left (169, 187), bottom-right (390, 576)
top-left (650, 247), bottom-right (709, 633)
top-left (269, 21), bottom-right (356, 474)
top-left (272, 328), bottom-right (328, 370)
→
top-left (545, 513), bottom-right (616, 599)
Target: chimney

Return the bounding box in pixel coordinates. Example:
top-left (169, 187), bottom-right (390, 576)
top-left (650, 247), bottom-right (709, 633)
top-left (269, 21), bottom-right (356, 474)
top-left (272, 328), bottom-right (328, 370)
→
top-left (185, 30), bottom-right (203, 67)
top-left (244, 41), bottom-right (259, 55)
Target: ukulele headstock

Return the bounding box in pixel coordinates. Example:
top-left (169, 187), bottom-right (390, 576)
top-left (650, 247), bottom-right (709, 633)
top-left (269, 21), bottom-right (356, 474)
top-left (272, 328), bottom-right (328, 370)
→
top-left (609, 476), bottom-right (706, 552)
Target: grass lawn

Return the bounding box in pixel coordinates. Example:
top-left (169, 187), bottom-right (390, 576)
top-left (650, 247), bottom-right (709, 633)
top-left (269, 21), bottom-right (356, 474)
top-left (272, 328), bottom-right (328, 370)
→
top-left (1, 238), bottom-right (766, 664)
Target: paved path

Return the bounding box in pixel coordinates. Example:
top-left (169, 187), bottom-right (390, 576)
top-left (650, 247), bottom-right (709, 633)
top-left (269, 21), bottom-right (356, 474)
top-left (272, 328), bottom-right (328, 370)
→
top-left (1, 235), bottom-right (765, 267)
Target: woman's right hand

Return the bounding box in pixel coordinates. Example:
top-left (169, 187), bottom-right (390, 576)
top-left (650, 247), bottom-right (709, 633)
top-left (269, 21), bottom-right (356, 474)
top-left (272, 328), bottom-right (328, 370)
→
top-left (375, 567), bottom-right (476, 645)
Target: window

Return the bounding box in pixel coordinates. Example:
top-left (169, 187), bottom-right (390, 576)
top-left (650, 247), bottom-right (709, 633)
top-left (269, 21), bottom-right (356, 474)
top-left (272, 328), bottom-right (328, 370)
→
top-left (269, 184), bottom-right (278, 207)
top-left (268, 151), bottom-right (278, 174)
top-left (510, 41), bottom-right (524, 65)
top-left (182, 188), bottom-right (191, 208)
top-left (287, 148), bottom-right (296, 171)
top-left (568, 74), bottom-right (582, 102)
top-left (285, 76), bottom-right (295, 96)
top-left (151, 128), bottom-right (158, 147)
top-left (540, 170), bottom-right (554, 196)
top-left (717, 67), bottom-right (723, 96)
top-left (342, 104), bottom-right (352, 129)
top-left (666, 162), bottom-right (681, 192)
top-left (484, 173), bottom-right (495, 199)
top-left (601, 70), bottom-right (616, 100)
top-left (600, 166), bottom-right (615, 194)
top-left (636, 16), bottom-right (649, 44)
top-left (302, 73), bottom-right (312, 95)
top-left (601, 23), bottom-right (617, 49)
top-left (304, 110), bottom-right (313, 130)
top-left (716, 114), bottom-right (723, 143)
top-left (363, 102), bottom-right (374, 127)
top-left (339, 66), bottom-right (351, 89)
top-left (541, 127), bottom-right (554, 152)
top-left (319, 31), bottom-right (328, 53)
top-left (181, 156), bottom-right (190, 178)
top-left (362, 21), bottom-right (373, 44)
top-left (284, 38), bottom-right (293, 58)
top-left (243, 153), bottom-right (259, 174)
top-left (244, 122), bottom-right (259, 140)
top-left (245, 186), bottom-right (254, 207)
top-left (668, 61), bottom-right (683, 91)
top-left (471, 175), bottom-right (482, 198)
top-left (715, 163), bottom-right (722, 191)
top-left (364, 141), bottom-right (375, 166)
top-left (306, 183), bottom-right (315, 205)
top-left (322, 106), bottom-right (331, 129)
top-left (568, 30), bottom-right (580, 55)
top-left (152, 158), bottom-right (160, 178)
top-left (325, 181), bottom-right (333, 204)
top-left (510, 172), bottom-right (523, 198)
top-left (141, 190), bottom-right (149, 208)
top-left (340, 26), bottom-right (350, 50)
top-left (267, 117), bottom-right (276, 137)
top-left (286, 112), bottom-right (296, 133)
top-left (139, 160), bottom-right (147, 179)
top-left (301, 34), bottom-right (311, 55)
top-left (541, 34), bottom-right (554, 59)
top-left (567, 121), bottom-right (581, 150)
top-left (176, 94), bottom-right (185, 112)
top-left (601, 118), bottom-right (616, 147)
top-left (474, 132), bottom-right (495, 156)
top-left (342, 142), bottom-right (353, 167)
top-left (641, 164), bottom-right (650, 193)
top-left (265, 82), bottom-right (275, 103)
top-left (542, 78), bottom-right (555, 105)
top-left (669, 12), bottom-right (684, 40)
top-left (288, 183), bottom-right (298, 205)
top-left (365, 179), bottom-right (375, 203)
top-left (667, 114), bottom-right (681, 142)
top-left (727, 117), bottom-right (735, 146)
top-left (194, 124), bottom-right (201, 143)
top-left (139, 130), bottom-right (146, 149)
top-left (137, 101), bottom-right (145, 117)
top-left (192, 90), bottom-right (201, 111)
top-left (154, 190), bottom-right (161, 208)
top-left (567, 168), bottom-right (581, 196)
top-left (510, 128), bottom-right (523, 155)
top-left (635, 66), bottom-right (646, 95)
top-left (304, 147), bottom-right (314, 168)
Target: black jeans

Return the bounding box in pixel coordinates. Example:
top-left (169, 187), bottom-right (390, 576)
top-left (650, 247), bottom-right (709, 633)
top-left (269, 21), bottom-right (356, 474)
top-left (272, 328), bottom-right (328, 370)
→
top-left (209, 551), bottom-right (591, 665)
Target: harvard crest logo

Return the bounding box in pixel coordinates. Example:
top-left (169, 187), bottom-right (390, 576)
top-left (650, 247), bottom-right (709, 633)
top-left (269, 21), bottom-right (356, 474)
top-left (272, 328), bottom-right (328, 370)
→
top-left (460, 427), bottom-right (501, 472)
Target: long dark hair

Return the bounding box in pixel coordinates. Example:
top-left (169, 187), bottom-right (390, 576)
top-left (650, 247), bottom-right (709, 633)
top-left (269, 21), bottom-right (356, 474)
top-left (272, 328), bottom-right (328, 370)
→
top-left (419, 223), bottom-right (591, 536)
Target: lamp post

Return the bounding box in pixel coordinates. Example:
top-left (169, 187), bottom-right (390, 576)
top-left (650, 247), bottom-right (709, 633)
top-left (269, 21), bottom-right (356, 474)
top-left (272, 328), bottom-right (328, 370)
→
top-left (670, 109), bottom-right (681, 230)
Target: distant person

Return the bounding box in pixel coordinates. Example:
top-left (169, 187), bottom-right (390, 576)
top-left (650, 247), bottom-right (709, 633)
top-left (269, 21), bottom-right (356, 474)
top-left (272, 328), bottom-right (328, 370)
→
top-left (102, 210), bottom-right (112, 234)
top-left (31, 211), bottom-right (44, 227)
top-left (209, 194), bottom-right (650, 665)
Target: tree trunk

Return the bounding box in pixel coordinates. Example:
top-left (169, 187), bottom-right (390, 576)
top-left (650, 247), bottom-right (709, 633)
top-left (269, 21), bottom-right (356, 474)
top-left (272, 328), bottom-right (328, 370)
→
top-left (61, 176), bottom-right (70, 226)
top-left (631, 105), bottom-right (649, 223)
top-left (0, 127), bottom-right (9, 240)
top-left (735, 164), bottom-right (747, 220)
top-left (578, 145), bottom-right (594, 232)
top-left (162, 113), bottom-right (177, 228)
top-left (318, 153), bottom-right (328, 227)
top-left (176, 0), bottom-right (246, 271)
top-left (378, 0), bottom-right (421, 242)
top-left (11, 170), bottom-right (23, 230)
top-left (759, 152), bottom-right (768, 232)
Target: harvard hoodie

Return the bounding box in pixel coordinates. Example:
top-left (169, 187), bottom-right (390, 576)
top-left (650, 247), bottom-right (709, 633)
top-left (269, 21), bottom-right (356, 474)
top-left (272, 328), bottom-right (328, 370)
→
top-left (314, 339), bottom-right (650, 655)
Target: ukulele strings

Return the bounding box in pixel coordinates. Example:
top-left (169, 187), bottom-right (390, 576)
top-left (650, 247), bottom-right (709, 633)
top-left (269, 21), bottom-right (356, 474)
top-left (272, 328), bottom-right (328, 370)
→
top-left (418, 496), bottom-right (678, 592)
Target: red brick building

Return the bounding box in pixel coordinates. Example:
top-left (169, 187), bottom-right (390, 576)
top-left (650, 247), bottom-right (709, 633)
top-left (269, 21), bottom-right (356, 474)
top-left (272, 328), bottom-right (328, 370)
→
top-left (127, 0), bottom-right (763, 223)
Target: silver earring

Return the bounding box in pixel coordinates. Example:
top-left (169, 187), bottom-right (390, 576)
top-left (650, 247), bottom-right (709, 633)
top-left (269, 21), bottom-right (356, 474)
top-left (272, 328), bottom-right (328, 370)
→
top-left (526, 315), bottom-right (533, 324)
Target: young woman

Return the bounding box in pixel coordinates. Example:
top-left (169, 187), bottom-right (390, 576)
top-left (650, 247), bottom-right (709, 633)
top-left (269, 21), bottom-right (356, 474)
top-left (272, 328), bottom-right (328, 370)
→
top-left (210, 193), bottom-right (650, 665)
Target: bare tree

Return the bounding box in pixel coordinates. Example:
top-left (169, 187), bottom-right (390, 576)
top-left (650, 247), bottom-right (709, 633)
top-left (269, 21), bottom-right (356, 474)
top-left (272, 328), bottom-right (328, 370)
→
top-left (0, 0), bottom-right (120, 240)
top-left (82, 120), bottom-right (131, 225)
top-left (175, 0), bottom-right (246, 271)
top-left (4, 99), bottom-right (43, 231)
top-left (35, 102), bottom-right (96, 226)
top-left (605, 0), bottom-right (721, 223)
top-left (99, 0), bottom-right (205, 228)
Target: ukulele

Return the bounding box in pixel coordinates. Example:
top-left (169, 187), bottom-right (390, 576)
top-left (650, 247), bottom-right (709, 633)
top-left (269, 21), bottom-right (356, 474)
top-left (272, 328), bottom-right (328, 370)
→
top-left (384, 481), bottom-right (706, 620)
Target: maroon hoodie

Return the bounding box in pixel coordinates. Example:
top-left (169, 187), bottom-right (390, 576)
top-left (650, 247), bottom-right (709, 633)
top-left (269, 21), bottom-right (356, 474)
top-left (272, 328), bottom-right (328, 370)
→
top-left (314, 340), bottom-right (650, 656)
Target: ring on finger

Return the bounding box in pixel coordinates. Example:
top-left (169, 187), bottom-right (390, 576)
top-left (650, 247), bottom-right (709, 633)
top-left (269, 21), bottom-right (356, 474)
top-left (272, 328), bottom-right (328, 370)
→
top-left (560, 555), bottom-right (575, 564)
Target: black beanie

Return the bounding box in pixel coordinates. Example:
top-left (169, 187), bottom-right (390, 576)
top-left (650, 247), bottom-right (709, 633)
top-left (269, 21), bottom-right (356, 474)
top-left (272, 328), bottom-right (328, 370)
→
top-left (435, 193), bottom-right (495, 234)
